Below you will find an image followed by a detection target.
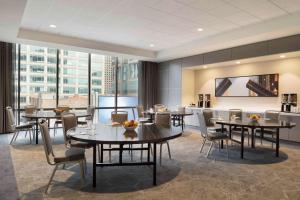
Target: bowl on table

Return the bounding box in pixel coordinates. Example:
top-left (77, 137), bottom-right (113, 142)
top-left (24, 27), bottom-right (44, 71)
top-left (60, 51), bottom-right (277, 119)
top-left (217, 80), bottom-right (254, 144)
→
top-left (123, 120), bottom-right (138, 131)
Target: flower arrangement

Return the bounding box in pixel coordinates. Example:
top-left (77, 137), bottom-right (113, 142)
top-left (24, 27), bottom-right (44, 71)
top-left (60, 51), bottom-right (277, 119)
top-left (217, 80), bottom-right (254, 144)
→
top-left (249, 114), bottom-right (261, 122)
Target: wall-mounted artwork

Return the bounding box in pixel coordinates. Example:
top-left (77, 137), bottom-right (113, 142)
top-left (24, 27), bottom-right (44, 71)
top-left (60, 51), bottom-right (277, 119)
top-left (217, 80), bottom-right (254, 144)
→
top-left (215, 74), bottom-right (279, 97)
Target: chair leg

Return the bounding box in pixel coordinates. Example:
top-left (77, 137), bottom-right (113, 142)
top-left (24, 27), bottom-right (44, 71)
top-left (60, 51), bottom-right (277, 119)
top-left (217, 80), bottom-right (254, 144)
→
top-left (206, 142), bottom-right (213, 158)
top-left (166, 141), bottom-right (172, 159)
top-left (29, 129), bottom-right (32, 143)
top-left (272, 134), bottom-right (274, 148)
top-left (10, 131), bottom-right (18, 145)
top-left (14, 131), bottom-right (20, 142)
top-left (159, 143), bottom-right (163, 165)
top-left (200, 138), bottom-right (206, 153)
top-left (54, 124), bottom-right (57, 136)
top-left (45, 165), bottom-right (58, 194)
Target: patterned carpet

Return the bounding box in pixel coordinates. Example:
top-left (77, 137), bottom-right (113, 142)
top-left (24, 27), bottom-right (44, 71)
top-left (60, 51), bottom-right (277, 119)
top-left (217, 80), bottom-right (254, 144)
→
top-left (1, 128), bottom-right (300, 200)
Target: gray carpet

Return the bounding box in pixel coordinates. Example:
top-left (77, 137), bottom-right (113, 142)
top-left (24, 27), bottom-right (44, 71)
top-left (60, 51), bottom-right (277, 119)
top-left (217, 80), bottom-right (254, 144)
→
top-left (1, 128), bottom-right (300, 200)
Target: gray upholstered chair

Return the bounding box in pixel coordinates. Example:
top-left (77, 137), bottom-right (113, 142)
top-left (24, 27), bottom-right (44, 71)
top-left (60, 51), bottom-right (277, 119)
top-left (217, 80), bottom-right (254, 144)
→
top-left (77, 106), bottom-right (95, 125)
top-left (154, 112), bottom-right (172, 165)
top-left (6, 106), bottom-right (34, 144)
top-left (229, 109), bottom-right (250, 146)
top-left (38, 119), bottom-right (85, 194)
top-left (61, 112), bottom-right (93, 149)
top-left (111, 110), bottom-right (128, 124)
top-left (54, 105), bottom-right (70, 136)
top-left (154, 104), bottom-right (167, 112)
top-left (256, 110), bottom-right (280, 147)
top-left (197, 109), bottom-right (229, 158)
top-left (136, 105), bottom-right (149, 123)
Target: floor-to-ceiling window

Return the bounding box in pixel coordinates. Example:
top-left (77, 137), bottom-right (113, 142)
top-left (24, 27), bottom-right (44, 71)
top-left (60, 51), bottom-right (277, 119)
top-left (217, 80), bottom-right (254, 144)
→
top-left (14, 44), bottom-right (139, 123)
top-left (59, 50), bottom-right (89, 108)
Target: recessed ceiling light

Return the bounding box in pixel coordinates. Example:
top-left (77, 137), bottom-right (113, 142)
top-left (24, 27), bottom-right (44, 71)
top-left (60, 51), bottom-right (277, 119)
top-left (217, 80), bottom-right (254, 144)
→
top-left (236, 61), bottom-right (241, 64)
top-left (203, 65), bottom-right (207, 69)
top-left (49, 24), bottom-right (56, 28)
top-left (150, 44), bottom-right (154, 47)
top-left (197, 28), bottom-right (203, 32)
top-left (280, 55), bottom-right (286, 58)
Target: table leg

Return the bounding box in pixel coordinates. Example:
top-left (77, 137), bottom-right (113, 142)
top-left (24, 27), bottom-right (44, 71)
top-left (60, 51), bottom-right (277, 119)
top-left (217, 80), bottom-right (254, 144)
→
top-left (276, 128), bottom-right (279, 157)
top-left (147, 143), bottom-right (150, 162)
top-left (100, 144), bottom-right (103, 163)
top-left (241, 127), bottom-right (244, 159)
top-left (35, 119), bottom-right (38, 144)
top-left (93, 144), bottom-right (96, 187)
top-left (153, 143), bottom-right (157, 186)
top-left (221, 124), bottom-right (224, 149)
top-left (119, 144), bottom-right (123, 164)
top-left (251, 128), bottom-right (255, 148)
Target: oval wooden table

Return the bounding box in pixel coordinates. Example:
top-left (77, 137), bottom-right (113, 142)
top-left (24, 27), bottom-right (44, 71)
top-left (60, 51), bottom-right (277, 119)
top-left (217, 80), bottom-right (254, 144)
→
top-left (142, 110), bottom-right (193, 131)
top-left (22, 111), bottom-right (90, 144)
top-left (68, 123), bottom-right (182, 187)
top-left (216, 119), bottom-right (296, 159)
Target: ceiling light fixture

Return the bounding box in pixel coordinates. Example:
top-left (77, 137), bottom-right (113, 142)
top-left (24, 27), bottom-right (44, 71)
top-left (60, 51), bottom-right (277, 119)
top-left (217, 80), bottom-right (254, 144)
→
top-left (49, 24), bottom-right (57, 28)
top-left (197, 28), bottom-right (203, 32)
top-left (150, 44), bottom-right (155, 47)
top-left (280, 55), bottom-right (286, 58)
top-left (236, 61), bottom-right (241, 64)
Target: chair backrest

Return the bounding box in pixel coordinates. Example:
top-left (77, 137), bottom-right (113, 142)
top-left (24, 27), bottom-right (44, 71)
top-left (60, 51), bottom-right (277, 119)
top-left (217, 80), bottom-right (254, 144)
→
top-left (136, 105), bottom-right (144, 118)
top-left (6, 106), bottom-right (15, 131)
top-left (154, 104), bottom-right (167, 112)
top-left (177, 106), bottom-right (185, 112)
top-left (265, 110), bottom-right (279, 122)
top-left (86, 106), bottom-right (95, 121)
top-left (24, 105), bottom-right (37, 114)
top-left (155, 112), bottom-right (171, 126)
top-left (57, 105), bottom-right (70, 112)
top-left (61, 113), bottom-right (77, 145)
top-left (203, 109), bottom-right (215, 127)
top-left (197, 111), bottom-right (208, 138)
top-left (38, 120), bottom-right (55, 165)
top-left (229, 109), bottom-right (242, 120)
top-left (111, 111), bottom-right (128, 124)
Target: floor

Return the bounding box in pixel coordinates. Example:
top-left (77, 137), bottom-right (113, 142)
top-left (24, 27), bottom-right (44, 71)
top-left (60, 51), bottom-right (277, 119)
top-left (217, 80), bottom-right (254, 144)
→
top-left (1, 128), bottom-right (300, 200)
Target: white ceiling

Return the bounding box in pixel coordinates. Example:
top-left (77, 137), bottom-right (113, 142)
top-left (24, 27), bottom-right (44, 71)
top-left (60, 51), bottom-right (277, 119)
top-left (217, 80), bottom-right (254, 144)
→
top-left (1, 0), bottom-right (300, 61)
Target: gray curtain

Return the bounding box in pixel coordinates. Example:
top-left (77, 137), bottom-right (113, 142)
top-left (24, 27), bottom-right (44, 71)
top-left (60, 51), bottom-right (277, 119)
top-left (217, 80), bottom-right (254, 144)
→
top-left (0, 42), bottom-right (15, 134)
top-left (138, 61), bottom-right (158, 109)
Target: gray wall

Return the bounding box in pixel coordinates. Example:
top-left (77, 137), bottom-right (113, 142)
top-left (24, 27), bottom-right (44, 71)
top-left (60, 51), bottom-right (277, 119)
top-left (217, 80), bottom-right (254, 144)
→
top-left (157, 34), bottom-right (300, 108)
top-left (158, 59), bottom-right (182, 110)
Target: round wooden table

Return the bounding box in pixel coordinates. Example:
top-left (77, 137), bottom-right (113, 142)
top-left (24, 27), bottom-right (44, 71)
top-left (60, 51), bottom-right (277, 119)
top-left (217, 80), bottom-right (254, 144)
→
top-left (216, 119), bottom-right (295, 158)
top-left (68, 123), bottom-right (182, 187)
top-left (22, 111), bottom-right (90, 144)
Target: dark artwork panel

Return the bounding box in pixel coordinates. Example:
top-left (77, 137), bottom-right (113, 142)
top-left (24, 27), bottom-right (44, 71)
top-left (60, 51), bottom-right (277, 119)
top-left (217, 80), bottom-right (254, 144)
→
top-left (215, 74), bottom-right (279, 97)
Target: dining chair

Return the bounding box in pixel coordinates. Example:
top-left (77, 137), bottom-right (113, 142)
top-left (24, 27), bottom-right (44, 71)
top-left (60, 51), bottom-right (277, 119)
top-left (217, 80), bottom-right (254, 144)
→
top-left (77, 106), bottom-right (95, 125)
top-left (38, 119), bottom-right (85, 194)
top-left (61, 112), bottom-right (93, 149)
top-left (154, 104), bottom-right (167, 112)
top-left (6, 106), bottom-right (34, 145)
top-left (54, 105), bottom-right (70, 136)
top-left (111, 110), bottom-right (128, 124)
top-left (154, 112), bottom-right (172, 165)
top-left (197, 109), bottom-right (229, 158)
top-left (108, 111), bottom-right (129, 162)
top-left (228, 109), bottom-right (250, 146)
top-left (136, 105), bottom-right (149, 123)
top-left (255, 110), bottom-right (280, 147)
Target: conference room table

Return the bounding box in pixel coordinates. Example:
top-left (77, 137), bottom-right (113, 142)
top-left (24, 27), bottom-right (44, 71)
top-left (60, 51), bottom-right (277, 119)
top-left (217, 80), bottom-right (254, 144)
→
top-left (142, 110), bottom-right (193, 131)
top-left (68, 123), bottom-right (182, 187)
top-left (22, 111), bottom-right (90, 144)
top-left (215, 119), bottom-right (296, 159)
